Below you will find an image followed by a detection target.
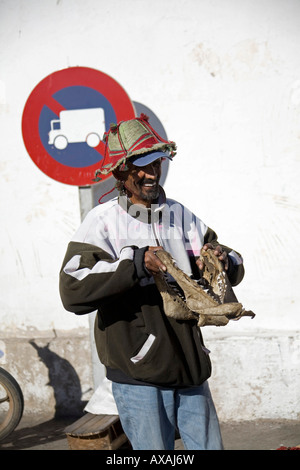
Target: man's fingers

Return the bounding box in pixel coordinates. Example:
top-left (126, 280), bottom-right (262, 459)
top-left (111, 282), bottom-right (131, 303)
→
top-left (145, 247), bottom-right (167, 273)
top-left (198, 245), bottom-right (229, 270)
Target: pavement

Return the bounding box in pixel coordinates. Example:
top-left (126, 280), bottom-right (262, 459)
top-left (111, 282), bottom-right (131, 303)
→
top-left (0, 414), bottom-right (300, 451)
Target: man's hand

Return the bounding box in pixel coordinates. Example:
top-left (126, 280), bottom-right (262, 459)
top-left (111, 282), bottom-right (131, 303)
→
top-left (196, 243), bottom-right (229, 271)
top-left (144, 246), bottom-right (167, 274)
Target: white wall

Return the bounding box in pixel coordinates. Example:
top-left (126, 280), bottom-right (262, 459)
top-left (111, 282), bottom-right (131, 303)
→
top-left (1, 0), bottom-right (300, 420)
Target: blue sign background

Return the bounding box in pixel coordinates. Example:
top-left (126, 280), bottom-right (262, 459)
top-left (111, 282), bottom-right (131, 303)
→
top-left (38, 86), bottom-right (117, 168)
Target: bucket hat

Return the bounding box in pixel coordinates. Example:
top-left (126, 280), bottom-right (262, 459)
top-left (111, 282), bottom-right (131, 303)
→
top-left (95, 114), bottom-right (176, 176)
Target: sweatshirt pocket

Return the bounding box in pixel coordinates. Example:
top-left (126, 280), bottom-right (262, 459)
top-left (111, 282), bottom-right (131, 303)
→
top-left (130, 334), bottom-right (156, 364)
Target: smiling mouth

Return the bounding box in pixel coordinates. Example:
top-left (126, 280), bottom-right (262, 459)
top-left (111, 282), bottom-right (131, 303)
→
top-left (140, 179), bottom-right (158, 188)
top-left (130, 179), bottom-right (160, 203)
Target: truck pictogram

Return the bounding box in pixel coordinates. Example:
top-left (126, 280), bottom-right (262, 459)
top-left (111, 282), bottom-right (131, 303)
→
top-left (48, 108), bottom-right (105, 150)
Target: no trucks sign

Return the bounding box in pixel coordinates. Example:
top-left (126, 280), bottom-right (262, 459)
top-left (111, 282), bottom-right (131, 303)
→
top-left (22, 67), bottom-right (135, 186)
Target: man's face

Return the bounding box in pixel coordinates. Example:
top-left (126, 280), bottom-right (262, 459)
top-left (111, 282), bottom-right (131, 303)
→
top-left (122, 158), bottom-right (162, 207)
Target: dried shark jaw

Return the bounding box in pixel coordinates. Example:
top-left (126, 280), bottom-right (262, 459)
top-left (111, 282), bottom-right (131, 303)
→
top-left (153, 249), bottom-right (255, 327)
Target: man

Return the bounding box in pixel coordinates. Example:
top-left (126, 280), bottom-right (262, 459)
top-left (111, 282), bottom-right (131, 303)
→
top-left (59, 114), bottom-right (244, 450)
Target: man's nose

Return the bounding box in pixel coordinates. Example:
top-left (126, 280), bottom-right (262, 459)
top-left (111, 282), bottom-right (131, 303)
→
top-left (143, 163), bottom-right (159, 176)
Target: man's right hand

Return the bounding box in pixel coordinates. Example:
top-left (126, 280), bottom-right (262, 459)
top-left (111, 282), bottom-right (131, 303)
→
top-left (144, 246), bottom-right (167, 275)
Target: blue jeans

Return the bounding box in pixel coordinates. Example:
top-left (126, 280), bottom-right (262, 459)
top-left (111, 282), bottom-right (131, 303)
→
top-left (112, 381), bottom-right (223, 450)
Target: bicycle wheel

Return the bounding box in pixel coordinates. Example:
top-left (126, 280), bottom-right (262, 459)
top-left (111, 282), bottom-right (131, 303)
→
top-left (0, 367), bottom-right (24, 441)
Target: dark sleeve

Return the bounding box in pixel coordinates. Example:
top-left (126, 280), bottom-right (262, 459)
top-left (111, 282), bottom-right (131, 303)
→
top-left (59, 241), bottom-right (140, 314)
top-left (133, 246), bottom-right (151, 279)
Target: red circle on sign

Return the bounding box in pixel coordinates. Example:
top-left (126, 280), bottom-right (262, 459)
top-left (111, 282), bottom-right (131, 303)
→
top-left (22, 67), bottom-right (136, 186)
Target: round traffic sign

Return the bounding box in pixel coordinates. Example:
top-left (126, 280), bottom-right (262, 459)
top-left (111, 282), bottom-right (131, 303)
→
top-left (22, 67), bottom-right (136, 186)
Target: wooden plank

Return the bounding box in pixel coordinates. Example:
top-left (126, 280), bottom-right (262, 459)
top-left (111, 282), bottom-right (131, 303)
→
top-left (65, 414), bottom-right (90, 434)
top-left (96, 414), bottom-right (120, 431)
top-left (65, 413), bottom-right (120, 437)
top-left (71, 415), bottom-right (106, 436)
top-left (65, 413), bottom-right (97, 434)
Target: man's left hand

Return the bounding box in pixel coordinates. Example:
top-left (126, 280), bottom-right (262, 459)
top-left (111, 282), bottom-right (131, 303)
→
top-left (196, 243), bottom-right (229, 271)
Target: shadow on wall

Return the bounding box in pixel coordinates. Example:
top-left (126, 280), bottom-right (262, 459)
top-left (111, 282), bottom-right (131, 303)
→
top-left (29, 340), bottom-right (89, 417)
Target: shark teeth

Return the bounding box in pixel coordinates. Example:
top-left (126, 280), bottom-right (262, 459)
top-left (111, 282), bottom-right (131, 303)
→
top-left (167, 276), bottom-right (220, 304)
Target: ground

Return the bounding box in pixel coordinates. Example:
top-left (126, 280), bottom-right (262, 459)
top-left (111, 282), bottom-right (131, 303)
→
top-left (0, 415), bottom-right (300, 451)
